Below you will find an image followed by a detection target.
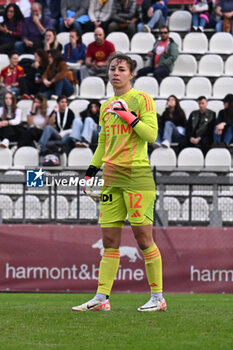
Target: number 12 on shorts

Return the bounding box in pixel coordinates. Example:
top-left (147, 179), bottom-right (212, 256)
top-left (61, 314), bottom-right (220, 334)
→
top-left (128, 193), bottom-right (142, 208)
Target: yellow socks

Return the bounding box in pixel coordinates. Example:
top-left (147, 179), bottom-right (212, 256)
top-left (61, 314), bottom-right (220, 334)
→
top-left (97, 248), bottom-right (120, 295)
top-left (142, 243), bottom-right (163, 293)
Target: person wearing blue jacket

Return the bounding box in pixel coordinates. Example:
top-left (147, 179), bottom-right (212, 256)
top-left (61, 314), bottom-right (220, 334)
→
top-left (137, 0), bottom-right (168, 32)
top-left (63, 29), bottom-right (86, 63)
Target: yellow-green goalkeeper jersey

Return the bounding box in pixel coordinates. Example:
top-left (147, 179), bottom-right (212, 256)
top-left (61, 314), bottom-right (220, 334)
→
top-left (90, 88), bottom-right (158, 190)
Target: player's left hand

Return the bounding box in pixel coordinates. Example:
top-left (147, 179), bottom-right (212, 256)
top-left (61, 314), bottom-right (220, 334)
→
top-left (107, 99), bottom-right (139, 127)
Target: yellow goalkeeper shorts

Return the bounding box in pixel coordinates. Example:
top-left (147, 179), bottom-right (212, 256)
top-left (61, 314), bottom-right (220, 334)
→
top-left (99, 187), bottom-right (156, 227)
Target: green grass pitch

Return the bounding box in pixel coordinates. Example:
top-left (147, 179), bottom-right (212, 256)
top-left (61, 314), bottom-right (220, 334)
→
top-left (0, 293), bottom-right (232, 350)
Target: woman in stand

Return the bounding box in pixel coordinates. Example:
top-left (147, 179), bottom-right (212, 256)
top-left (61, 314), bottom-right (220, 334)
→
top-left (44, 28), bottom-right (62, 52)
top-left (0, 92), bottom-right (22, 148)
top-left (0, 3), bottom-right (24, 54)
top-left (154, 95), bottom-right (186, 148)
top-left (42, 49), bottom-right (75, 99)
top-left (18, 93), bottom-right (51, 148)
top-left (72, 53), bottom-right (167, 313)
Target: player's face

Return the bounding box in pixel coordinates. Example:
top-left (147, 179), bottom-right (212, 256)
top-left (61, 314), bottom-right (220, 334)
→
top-left (109, 59), bottom-right (134, 89)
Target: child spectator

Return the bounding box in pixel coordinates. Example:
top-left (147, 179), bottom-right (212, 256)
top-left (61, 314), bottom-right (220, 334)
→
top-left (0, 51), bottom-right (24, 95)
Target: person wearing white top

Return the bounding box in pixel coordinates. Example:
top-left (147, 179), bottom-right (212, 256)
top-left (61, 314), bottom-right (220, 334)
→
top-left (18, 93), bottom-right (52, 148)
top-left (0, 92), bottom-right (22, 148)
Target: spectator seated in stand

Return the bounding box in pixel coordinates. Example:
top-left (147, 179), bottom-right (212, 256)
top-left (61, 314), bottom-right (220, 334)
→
top-left (59, 0), bottom-right (90, 33)
top-left (84, 0), bottom-right (113, 34)
top-left (137, 0), bottom-right (167, 33)
top-left (68, 100), bottom-right (100, 149)
top-left (215, 0), bottom-right (233, 35)
top-left (38, 0), bottom-right (61, 31)
top-left (18, 48), bottom-right (49, 99)
top-left (0, 51), bottom-right (24, 96)
top-left (0, 92), bottom-right (22, 148)
top-left (213, 94), bottom-right (233, 147)
top-left (44, 28), bottom-right (62, 52)
top-left (154, 95), bottom-right (186, 149)
top-left (63, 29), bottom-right (86, 81)
top-left (190, 0), bottom-right (213, 32)
top-left (180, 96), bottom-right (216, 155)
top-left (108, 0), bottom-right (137, 39)
top-left (0, 3), bottom-right (24, 54)
top-left (136, 26), bottom-right (178, 84)
top-left (18, 93), bottom-right (52, 148)
top-left (15, 1), bottom-right (52, 54)
top-left (79, 27), bottom-right (115, 82)
top-left (38, 95), bottom-right (75, 155)
top-left (41, 49), bottom-right (75, 99)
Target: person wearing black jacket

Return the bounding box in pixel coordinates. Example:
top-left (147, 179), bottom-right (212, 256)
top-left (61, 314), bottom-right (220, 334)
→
top-left (180, 96), bottom-right (216, 155)
top-left (154, 95), bottom-right (186, 148)
top-left (213, 94), bottom-right (233, 146)
top-left (69, 100), bottom-right (100, 148)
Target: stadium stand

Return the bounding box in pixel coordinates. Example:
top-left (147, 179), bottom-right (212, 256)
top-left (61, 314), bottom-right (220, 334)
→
top-left (171, 54), bottom-right (197, 76)
top-left (106, 32), bottom-right (130, 53)
top-left (79, 77), bottom-right (105, 99)
top-left (150, 148), bottom-right (177, 171)
top-left (159, 77), bottom-right (185, 98)
top-left (212, 77), bottom-right (233, 99)
top-left (68, 148), bottom-right (94, 167)
top-left (0, 148), bottom-right (12, 168)
top-left (208, 32), bottom-right (233, 54)
top-left (13, 147), bottom-right (39, 167)
top-left (130, 32), bottom-right (155, 54)
top-left (133, 77), bottom-right (159, 98)
top-left (205, 148), bottom-right (232, 171)
top-left (197, 55), bottom-right (224, 77)
top-left (182, 33), bottom-right (208, 54)
top-left (177, 147), bottom-right (204, 171)
top-left (168, 10), bottom-right (192, 31)
top-left (185, 77), bottom-right (212, 99)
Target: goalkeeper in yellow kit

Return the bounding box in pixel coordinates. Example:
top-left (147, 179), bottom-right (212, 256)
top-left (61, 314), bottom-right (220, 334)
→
top-left (72, 53), bottom-right (167, 312)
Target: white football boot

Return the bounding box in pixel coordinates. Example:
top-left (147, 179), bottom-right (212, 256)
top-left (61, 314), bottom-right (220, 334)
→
top-left (72, 298), bottom-right (111, 312)
top-left (137, 296), bottom-right (167, 312)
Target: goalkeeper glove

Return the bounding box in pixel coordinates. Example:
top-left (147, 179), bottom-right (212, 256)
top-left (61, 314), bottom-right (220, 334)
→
top-left (107, 99), bottom-right (139, 127)
top-left (83, 165), bottom-right (100, 201)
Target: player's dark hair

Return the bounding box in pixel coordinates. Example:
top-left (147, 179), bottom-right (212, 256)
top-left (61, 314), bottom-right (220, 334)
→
top-left (197, 96), bottom-right (207, 101)
top-left (108, 53), bottom-right (137, 73)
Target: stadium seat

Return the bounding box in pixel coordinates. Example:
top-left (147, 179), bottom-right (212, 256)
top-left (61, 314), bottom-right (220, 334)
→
top-left (186, 77), bottom-right (212, 99)
top-left (171, 54), bottom-right (197, 76)
top-left (183, 33), bottom-right (208, 54)
top-left (169, 11), bottom-right (192, 31)
top-left (68, 147), bottom-right (93, 168)
top-left (0, 54), bottom-right (10, 72)
top-left (130, 33), bottom-right (155, 54)
top-left (163, 196), bottom-right (181, 221)
top-left (150, 148), bottom-right (177, 171)
top-left (0, 170), bottom-right (24, 195)
top-left (14, 147), bottom-right (39, 167)
top-left (197, 54), bottom-right (224, 77)
top-left (169, 32), bottom-right (182, 51)
top-left (127, 54), bottom-right (144, 72)
top-left (159, 77), bottom-right (185, 99)
top-left (106, 81), bottom-right (114, 97)
top-left (218, 197), bottom-right (233, 222)
top-left (209, 32), bottom-right (233, 54)
top-left (212, 77), bottom-right (233, 99)
top-left (0, 195), bottom-right (13, 219)
top-left (180, 99), bottom-right (199, 119)
top-left (57, 32), bottom-right (70, 49)
top-left (177, 147), bottom-right (204, 170)
top-left (47, 99), bottom-right (57, 110)
top-left (164, 171), bottom-right (189, 196)
top-left (42, 195), bottom-right (69, 219)
top-left (69, 99), bottom-right (89, 117)
top-left (205, 148), bottom-right (232, 171)
top-left (14, 195), bottom-right (41, 219)
top-left (79, 77), bottom-right (105, 99)
top-left (224, 55), bottom-right (233, 75)
top-left (17, 100), bottom-right (33, 122)
top-left (70, 196), bottom-right (98, 219)
top-left (0, 148), bottom-right (12, 168)
top-left (106, 32), bottom-right (130, 53)
top-left (19, 54), bottom-right (34, 61)
top-left (182, 197), bottom-right (209, 222)
top-left (82, 32), bottom-right (94, 47)
top-left (207, 100), bottom-right (224, 115)
top-left (155, 99), bottom-right (167, 115)
top-left (133, 77), bottom-right (159, 98)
